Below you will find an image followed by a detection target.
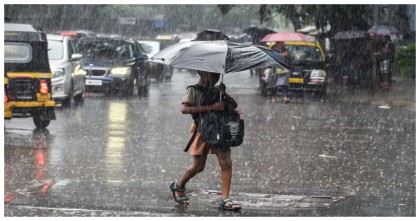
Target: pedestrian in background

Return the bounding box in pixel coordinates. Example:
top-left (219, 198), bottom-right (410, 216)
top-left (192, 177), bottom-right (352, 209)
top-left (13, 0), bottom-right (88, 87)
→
top-left (375, 35), bottom-right (395, 90)
top-left (267, 41), bottom-right (291, 103)
top-left (169, 71), bottom-right (241, 211)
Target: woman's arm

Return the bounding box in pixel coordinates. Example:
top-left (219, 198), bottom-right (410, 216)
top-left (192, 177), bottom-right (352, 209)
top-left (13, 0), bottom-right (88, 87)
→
top-left (218, 82), bottom-right (238, 108)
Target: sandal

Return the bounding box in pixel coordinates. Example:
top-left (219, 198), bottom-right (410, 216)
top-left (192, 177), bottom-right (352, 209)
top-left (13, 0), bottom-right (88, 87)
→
top-left (169, 181), bottom-right (189, 204)
top-left (218, 198), bottom-right (241, 211)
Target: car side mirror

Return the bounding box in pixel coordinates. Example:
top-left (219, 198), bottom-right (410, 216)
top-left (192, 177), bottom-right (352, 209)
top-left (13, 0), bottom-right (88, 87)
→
top-left (136, 53), bottom-right (148, 60)
top-left (70, 54), bottom-right (83, 61)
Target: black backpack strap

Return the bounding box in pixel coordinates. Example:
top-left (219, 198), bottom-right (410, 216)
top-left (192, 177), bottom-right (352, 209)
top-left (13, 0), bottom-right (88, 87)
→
top-left (184, 120), bottom-right (198, 152)
top-left (186, 84), bottom-right (203, 122)
top-left (186, 84), bottom-right (203, 91)
top-left (183, 84), bottom-right (214, 152)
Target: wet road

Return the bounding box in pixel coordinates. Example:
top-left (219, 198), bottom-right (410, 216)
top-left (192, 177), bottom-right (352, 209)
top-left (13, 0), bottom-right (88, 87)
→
top-left (4, 70), bottom-right (416, 216)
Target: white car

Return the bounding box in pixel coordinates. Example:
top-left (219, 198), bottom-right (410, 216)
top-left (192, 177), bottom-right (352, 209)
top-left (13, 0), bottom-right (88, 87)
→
top-left (47, 34), bottom-right (86, 105)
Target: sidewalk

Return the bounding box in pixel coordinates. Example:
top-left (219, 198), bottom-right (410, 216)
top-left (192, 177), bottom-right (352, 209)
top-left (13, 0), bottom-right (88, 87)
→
top-left (327, 76), bottom-right (415, 111)
top-left (5, 180), bottom-right (415, 216)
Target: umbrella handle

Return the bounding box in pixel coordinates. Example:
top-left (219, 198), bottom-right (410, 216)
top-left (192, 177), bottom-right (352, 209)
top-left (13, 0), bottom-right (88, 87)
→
top-left (220, 75), bottom-right (224, 102)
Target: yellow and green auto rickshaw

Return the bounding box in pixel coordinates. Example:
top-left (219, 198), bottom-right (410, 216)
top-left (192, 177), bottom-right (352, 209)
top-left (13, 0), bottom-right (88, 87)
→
top-left (4, 23), bottom-right (56, 128)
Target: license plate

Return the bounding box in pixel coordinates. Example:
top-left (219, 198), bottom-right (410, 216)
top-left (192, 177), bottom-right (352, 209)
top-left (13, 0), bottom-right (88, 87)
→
top-left (86, 79), bottom-right (102, 86)
top-left (289, 78), bottom-right (304, 84)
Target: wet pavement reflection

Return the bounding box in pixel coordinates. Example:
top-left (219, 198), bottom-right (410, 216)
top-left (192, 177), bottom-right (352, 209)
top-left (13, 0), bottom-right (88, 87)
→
top-left (4, 70), bottom-right (416, 216)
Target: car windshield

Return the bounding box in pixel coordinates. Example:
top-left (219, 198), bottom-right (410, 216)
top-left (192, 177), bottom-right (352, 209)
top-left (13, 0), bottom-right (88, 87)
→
top-left (4, 43), bottom-right (32, 63)
top-left (285, 45), bottom-right (323, 63)
top-left (47, 40), bottom-right (64, 60)
top-left (77, 38), bottom-right (133, 60)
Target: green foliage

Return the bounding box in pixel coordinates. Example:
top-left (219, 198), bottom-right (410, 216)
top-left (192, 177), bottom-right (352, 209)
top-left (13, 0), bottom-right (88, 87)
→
top-left (270, 5), bottom-right (371, 32)
top-left (395, 43), bottom-right (416, 76)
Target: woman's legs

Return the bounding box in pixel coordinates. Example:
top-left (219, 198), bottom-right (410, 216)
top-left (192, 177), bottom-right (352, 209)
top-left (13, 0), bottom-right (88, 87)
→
top-left (216, 150), bottom-right (240, 209)
top-left (216, 150), bottom-right (232, 199)
top-left (175, 154), bottom-right (208, 198)
top-left (281, 85), bottom-right (290, 103)
top-left (271, 87), bottom-right (277, 102)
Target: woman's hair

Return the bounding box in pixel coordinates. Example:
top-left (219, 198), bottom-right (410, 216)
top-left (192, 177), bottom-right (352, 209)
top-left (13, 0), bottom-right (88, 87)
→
top-left (198, 70), bottom-right (220, 87)
top-left (197, 70), bottom-right (206, 77)
top-left (197, 70), bottom-right (220, 77)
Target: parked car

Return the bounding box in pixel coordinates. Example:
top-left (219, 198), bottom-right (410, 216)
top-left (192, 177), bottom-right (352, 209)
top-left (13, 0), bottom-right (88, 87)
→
top-left (260, 40), bottom-right (327, 98)
top-left (138, 40), bottom-right (173, 82)
top-left (47, 34), bottom-right (86, 105)
top-left (5, 23), bottom-right (56, 128)
top-left (54, 30), bottom-right (97, 42)
top-left (76, 35), bottom-right (149, 96)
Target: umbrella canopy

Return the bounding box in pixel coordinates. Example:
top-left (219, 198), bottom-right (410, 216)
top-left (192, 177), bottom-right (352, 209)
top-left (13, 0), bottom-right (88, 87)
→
top-left (196, 29), bottom-right (229, 41)
top-left (151, 40), bottom-right (293, 74)
top-left (296, 25), bottom-right (317, 35)
top-left (230, 34), bottom-right (253, 44)
top-left (243, 27), bottom-right (276, 44)
top-left (260, 32), bottom-right (308, 42)
top-left (332, 30), bottom-right (369, 40)
top-left (367, 25), bottom-right (400, 36)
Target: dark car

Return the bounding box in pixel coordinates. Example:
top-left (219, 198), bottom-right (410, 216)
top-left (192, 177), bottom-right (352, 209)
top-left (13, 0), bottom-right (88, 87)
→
top-left (76, 35), bottom-right (149, 96)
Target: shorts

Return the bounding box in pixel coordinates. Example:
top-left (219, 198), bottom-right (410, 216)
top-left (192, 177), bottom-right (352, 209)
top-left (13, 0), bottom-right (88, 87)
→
top-left (189, 122), bottom-right (231, 156)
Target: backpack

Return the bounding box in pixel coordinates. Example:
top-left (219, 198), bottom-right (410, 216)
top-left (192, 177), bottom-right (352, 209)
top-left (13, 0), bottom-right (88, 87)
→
top-left (198, 110), bottom-right (244, 148)
top-left (184, 84), bottom-right (245, 151)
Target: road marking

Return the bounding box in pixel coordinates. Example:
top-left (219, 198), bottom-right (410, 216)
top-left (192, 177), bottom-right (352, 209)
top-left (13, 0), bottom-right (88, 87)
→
top-left (319, 154), bottom-right (337, 159)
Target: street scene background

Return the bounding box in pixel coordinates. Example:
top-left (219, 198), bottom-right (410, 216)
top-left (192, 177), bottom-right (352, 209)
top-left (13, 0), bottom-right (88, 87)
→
top-left (2, 3), bottom-right (417, 218)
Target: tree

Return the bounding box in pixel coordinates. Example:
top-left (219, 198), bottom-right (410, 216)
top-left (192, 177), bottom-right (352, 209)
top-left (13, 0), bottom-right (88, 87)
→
top-left (218, 5), bottom-right (234, 16)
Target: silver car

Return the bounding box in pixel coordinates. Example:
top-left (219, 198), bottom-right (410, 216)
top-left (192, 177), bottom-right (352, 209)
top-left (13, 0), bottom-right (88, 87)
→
top-left (47, 34), bottom-right (86, 105)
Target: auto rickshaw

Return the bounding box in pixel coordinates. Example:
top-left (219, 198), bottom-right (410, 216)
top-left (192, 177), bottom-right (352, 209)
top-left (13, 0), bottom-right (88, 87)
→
top-left (260, 40), bottom-right (328, 98)
top-left (4, 23), bottom-right (56, 128)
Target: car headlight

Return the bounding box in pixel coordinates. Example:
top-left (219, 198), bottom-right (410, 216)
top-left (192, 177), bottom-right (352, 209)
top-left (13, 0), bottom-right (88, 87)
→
top-left (52, 69), bottom-right (65, 78)
top-left (310, 70), bottom-right (327, 78)
top-left (110, 67), bottom-right (131, 75)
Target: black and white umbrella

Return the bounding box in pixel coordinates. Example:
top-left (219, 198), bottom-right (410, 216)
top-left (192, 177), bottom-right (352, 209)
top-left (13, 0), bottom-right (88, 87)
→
top-left (151, 40), bottom-right (293, 75)
top-left (332, 30), bottom-right (369, 40)
top-left (368, 25), bottom-right (399, 36)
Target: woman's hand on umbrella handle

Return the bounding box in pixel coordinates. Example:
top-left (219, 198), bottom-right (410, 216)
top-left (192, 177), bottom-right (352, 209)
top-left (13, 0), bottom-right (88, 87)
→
top-left (210, 102), bottom-right (225, 111)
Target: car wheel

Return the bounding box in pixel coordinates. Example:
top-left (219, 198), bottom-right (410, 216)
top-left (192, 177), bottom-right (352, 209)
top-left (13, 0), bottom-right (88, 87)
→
top-left (314, 88), bottom-right (326, 99)
top-left (33, 113), bottom-right (50, 128)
